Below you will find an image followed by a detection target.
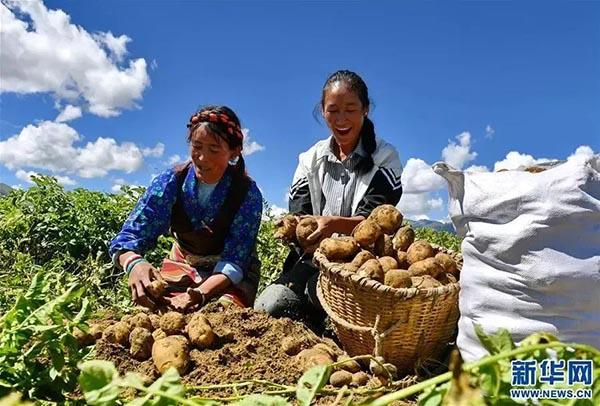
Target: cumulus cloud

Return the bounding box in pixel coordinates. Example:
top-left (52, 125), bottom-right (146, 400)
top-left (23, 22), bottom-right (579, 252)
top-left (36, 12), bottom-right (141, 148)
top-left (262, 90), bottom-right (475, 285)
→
top-left (0, 120), bottom-right (162, 178)
top-left (168, 154), bottom-right (182, 165)
top-left (568, 145), bottom-right (595, 161)
top-left (55, 105), bottom-right (82, 123)
top-left (398, 193), bottom-right (444, 219)
top-left (16, 169), bottom-right (76, 186)
top-left (442, 132), bottom-right (477, 170)
top-left (485, 125), bottom-right (495, 139)
top-left (142, 143), bottom-right (164, 158)
top-left (401, 158), bottom-right (446, 194)
top-left (493, 151), bottom-right (553, 171)
top-left (465, 164), bottom-right (489, 173)
top-left (241, 129), bottom-right (265, 156)
top-left (0, 0), bottom-right (150, 117)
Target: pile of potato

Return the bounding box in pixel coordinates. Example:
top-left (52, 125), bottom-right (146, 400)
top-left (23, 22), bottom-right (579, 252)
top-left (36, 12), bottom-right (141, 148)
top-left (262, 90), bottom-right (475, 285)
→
top-left (76, 311), bottom-right (215, 376)
top-left (275, 205), bottom-right (459, 289)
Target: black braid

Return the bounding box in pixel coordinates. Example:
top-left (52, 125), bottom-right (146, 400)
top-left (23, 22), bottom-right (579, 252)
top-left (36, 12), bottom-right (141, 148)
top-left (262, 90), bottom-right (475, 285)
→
top-left (320, 70), bottom-right (377, 175)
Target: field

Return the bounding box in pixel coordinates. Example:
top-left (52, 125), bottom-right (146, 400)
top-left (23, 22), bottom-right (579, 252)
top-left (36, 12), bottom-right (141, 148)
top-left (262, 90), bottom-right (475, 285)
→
top-left (0, 176), bottom-right (597, 405)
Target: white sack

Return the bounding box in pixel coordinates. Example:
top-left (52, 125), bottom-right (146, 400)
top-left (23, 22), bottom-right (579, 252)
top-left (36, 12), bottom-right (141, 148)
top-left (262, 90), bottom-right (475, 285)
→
top-left (433, 155), bottom-right (600, 362)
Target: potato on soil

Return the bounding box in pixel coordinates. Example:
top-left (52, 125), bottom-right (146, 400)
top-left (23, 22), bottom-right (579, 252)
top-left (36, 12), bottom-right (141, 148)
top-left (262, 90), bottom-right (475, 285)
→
top-left (152, 328), bottom-right (167, 341)
top-left (103, 321), bottom-right (130, 346)
top-left (73, 327), bottom-right (95, 346)
top-left (406, 240), bottom-right (435, 264)
top-left (152, 335), bottom-right (189, 375)
top-left (130, 313), bottom-right (154, 331)
top-left (319, 236), bottom-right (360, 262)
top-left (351, 371), bottom-right (370, 386)
top-left (434, 252), bottom-right (458, 275)
top-left (330, 370), bottom-right (353, 387)
top-left (313, 343), bottom-right (337, 358)
top-left (146, 279), bottom-right (167, 300)
top-left (296, 217), bottom-right (319, 248)
top-left (89, 323), bottom-right (104, 339)
top-left (185, 313), bottom-right (215, 348)
top-left (274, 215), bottom-right (298, 243)
top-left (352, 219), bottom-right (382, 248)
top-left (281, 336), bottom-right (308, 356)
top-left (351, 250), bottom-right (376, 268)
top-left (374, 234), bottom-right (395, 258)
top-left (408, 257), bottom-right (443, 278)
top-left (384, 269), bottom-right (412, 289)
top-left (357, 259), bottom-right (384, 283)
top-left (392, 225), bottom-right (415, 252)
top-left (121, 314), bottom-right (133, 325)
top-left (396, 251), bottom-right (409, 269)
top-left (129, 327), bottom-right (154, 361)
top-left (159, 311), bottom-right (186, 335)
top-left (411, 275), bottom-right (442, 289)
top-left (369, 205), bottom-right (403, 234)
top-left (149, 314), bottom-right (161, 330)
top-left (437, 272), bottom-right (458, 285)
top-left (336, 355), bottom-right (361, 373)
top-left (296, 348), bottom-right (334, 370)
top-left (378, 256), bottom-right (398, 273)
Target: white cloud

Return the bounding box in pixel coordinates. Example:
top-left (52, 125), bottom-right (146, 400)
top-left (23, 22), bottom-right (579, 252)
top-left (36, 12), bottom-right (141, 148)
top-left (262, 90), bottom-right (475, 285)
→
top-left (485, 125), bottom-right (495, 139)
top-left (568, 145), bottom-right (595, 161)
top-left (55, 104), bottom-right (82, 123)
top-left (442, 131), bottom-right (477, 170)
top-left (493, 151), bottom-right (552, 172)
top-left (0, 120), bottom-right (160, 178)
top-left (269, 204), bottom-right (288, 218)
top-left (168, 154), bottom-right (182, 165)
top-left (401, 158), bottom-right (446, 194)
top-left (241, 129), bottom-right (265, 156)
top-left (465, 164), bottom-right (489, 173)
top-left (412, 214), bottom-right (430, 221)
top-left (111, 178), bottom-right (126, 193)
top-left (0, 0), bottom-right (150, 117)
top-left (398, 193), bottom-right (445, 220)
top-left (15, 169), bottom-right (75, 186)
top-left (142, 143), bottom-right (164, 158)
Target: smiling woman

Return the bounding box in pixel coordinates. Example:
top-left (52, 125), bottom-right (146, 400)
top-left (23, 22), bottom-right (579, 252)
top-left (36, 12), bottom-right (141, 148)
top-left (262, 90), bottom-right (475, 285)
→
top-left (109, 105), bottom-right (263, 312)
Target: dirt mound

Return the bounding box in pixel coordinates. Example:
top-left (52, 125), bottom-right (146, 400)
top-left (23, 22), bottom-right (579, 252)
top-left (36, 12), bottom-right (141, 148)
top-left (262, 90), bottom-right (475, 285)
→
top-left (94, 301), bottom-right (338, 397)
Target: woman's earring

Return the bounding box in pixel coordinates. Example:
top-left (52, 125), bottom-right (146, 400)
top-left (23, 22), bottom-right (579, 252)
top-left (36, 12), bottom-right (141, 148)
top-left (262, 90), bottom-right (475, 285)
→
top-left (228, 156), bottom-right (240, 166)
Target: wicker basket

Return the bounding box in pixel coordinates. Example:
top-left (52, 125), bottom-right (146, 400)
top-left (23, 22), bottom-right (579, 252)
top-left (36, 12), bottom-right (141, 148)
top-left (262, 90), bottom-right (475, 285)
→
top-left (315, 246), bottom-right (461, 375)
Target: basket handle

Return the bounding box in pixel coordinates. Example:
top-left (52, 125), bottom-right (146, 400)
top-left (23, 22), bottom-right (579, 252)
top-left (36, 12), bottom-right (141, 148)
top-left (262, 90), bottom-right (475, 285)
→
top-left (316, 278), bottom-right (405, 359)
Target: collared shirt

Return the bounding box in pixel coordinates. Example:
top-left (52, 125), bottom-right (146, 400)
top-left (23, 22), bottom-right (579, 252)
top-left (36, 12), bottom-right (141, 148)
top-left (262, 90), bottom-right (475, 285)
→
top-left (109, 165), bottom-right (263, 284)
top-left (320, 139), bottom-right (365, 217)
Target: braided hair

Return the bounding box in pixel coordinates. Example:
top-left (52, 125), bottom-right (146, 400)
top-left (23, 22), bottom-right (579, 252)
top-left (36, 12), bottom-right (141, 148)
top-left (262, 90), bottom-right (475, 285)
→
top-left (186, 105), bottom-right (247, 183)
top-left (320, 70), bottom-right (376, 174)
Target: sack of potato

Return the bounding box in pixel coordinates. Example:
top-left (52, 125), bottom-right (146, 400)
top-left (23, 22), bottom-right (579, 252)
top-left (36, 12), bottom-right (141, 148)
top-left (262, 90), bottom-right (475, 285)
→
top-left (314, 204), bottom-right (461, 376)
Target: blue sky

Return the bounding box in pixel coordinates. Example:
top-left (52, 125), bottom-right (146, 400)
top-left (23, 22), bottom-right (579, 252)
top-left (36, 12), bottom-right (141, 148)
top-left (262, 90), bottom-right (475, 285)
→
top-left (1, 0), bottom-right (598, 220)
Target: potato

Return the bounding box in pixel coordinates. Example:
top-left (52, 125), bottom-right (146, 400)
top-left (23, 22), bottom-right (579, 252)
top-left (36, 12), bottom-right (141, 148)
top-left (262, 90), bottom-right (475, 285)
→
top-left (408, 257), bottom-right (443, 278)
top-left (392, 225), bottom-right (415, 252)
top-left (159, 312), bottom-right (186, 335)
top-left (129, 327), bottom-right (153, 361)
top-left (296, 348), bottom-right (334, 370)
top-left (103, 321), bottom-right (130, 346)
top-left (89, 323), bottom-right (104, 340)
top-left (313, 343), bottom-right (337, 358)
top-left (319, 236), bottom-right (360, 262)
top-left (378, 256), bottom-right (398, 273)
top-left (281, 336), bottom-right (306, 356)
top-left (73, 327), bottom-right (95, 346)
top-left (149, 314), bottom-right (161, 330)
top-left (130, 313), bottom-right (154, 331)
top-left (437, 272), bottom-right (458, 284)
top-left (384, 269), bottom-right (412, 288)
top-left (351, 371), bottom-right (370, 386)
top-left (152, 328), bottom-right (167, 341)
top-left (330, 370), bottom-right (353, 387)
top-left (357, 259), bottom-right (384, 283)
top-left (374, 234), bottom-right (395, 258)
top-left (396, 251), bottom-right (409, 269)
top-left (152, 336), bottom-right (189, 375)
top-left (146, 279), bottom-right (167, 300)
top-left (434, 252), bottom-right (458, 275)
top-left (411, 275), bottom-right (442, 289)
top-left (352, 219), bottom-right (382, 248)
top-left (274, 214), bottom-right (298, 243)
top-left (406, 240), bottom-right (435, 264)
top-left (186, 313), bottom-right (215, 348)
top-left (296, 217), bottom-right (319, 248)
top-left (121, 314), bottom-right (133, 326)
top-left (369, 204), bottom-right (403, 234)
top-left (336, 355), bottom-right (361, 373)
top-left (350, 250), bottom-right (376, 268)
top-left (368, 356), bottom-right (386, 375)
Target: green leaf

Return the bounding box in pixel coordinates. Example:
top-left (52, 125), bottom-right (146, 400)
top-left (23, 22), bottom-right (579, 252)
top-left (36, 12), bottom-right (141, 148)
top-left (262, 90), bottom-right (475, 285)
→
top-left (418, 384), bottom-right (446, 406)
top-left (78, 360), bottom-right (120, 406)
top-left (296, 365), bottom-right (330, 406)
top-left (231, 394), bottom-right (290, 405)
top-left (474, 324), bottom-right (515, 355)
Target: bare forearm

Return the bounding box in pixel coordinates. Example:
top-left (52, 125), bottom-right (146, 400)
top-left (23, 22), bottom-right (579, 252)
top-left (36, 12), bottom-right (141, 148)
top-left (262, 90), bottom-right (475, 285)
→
top-left (199, 273), bottom-right (232, 299)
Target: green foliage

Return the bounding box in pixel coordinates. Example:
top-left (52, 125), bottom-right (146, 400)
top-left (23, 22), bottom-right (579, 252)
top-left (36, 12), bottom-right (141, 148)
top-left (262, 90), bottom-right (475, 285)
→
top-left (414, 227), bottom-right (462, 252)
top-left (256, 202), bottom-right (289, 293)
top-left (0, 271), bottom-right (91, 401)
top-left (296, 365), bottom-right (331, 406)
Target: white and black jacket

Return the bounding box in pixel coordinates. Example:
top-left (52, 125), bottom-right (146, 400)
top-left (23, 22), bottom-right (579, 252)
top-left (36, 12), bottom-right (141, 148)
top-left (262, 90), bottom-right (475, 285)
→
top-left (289, 136), bottom-right (403, 217)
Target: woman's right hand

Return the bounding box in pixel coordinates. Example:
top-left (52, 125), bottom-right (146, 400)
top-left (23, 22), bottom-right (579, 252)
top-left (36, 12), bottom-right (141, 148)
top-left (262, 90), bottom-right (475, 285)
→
top-left (128, 262), bottom-right (160, 309)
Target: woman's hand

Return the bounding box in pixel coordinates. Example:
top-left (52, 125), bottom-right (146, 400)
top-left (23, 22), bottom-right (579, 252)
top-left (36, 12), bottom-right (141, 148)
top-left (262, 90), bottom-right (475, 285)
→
top-left (165, 288), bottom-right (204, 313)
top-left (128, 262), bottom-right (160, 309)
top-left (304, 215), bottom-right (339, 245)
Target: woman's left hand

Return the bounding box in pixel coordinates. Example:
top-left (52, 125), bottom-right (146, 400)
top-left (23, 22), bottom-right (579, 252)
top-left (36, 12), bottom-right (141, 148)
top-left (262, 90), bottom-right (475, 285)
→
top-left (165, 288), bottom-right (204, 313)
top-left (304, 215), bottom-right (339, 245)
